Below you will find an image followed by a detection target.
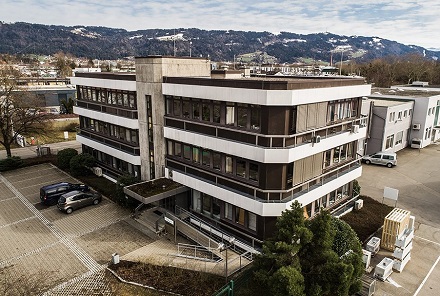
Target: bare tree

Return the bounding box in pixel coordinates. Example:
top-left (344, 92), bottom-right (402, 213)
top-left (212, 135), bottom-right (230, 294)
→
top-left (0, 65), bottom-right (50, 157)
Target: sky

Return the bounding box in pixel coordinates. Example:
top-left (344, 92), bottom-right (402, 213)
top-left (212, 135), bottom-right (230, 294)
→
top-left (1, 0), bottom-right (440, 50)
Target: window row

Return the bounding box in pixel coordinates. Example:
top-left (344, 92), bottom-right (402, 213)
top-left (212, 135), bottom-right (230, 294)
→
top-left (327, 98), bottom-right (359, 122)
top-left (323, 142), bottom-right (354, 168)
top-left (192, 191), bottom-right (257, 231)
top-left (428, 106), bottom-right (436, 116)
top-left (389, 109), bottom-right (412, 122)
top-left (82, 145), bottom-right (140, 178)
top-left (78, 86), bottom-right (137, 109)
top-left (305, 183), bottom-right (350, 218)
top-left (167, 140), bottom-right (259, 182)
top-left (165, 96), bottom-right (261, 131)
top-left (81, 117), bottom-right (139, 145)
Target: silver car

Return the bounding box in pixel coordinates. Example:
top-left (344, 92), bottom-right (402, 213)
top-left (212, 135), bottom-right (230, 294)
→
top-left (362, 152), bottom-right (397, 168)
top-left (57, 190), bottom-right (102, 214)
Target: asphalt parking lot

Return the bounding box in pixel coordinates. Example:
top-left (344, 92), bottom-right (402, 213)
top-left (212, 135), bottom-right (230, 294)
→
top-left (358, 144), bottom-right (440, 295)
top-left (0, 163), bottom-right (153, 295)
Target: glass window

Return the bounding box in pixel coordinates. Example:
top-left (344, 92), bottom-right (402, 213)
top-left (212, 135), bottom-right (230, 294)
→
top-left (202, 102), bottom-right (211, 121)
top-left (183, 145), bottom-right (191, 160)
top-left (237, 104), bottom-right (248, 128)
top-left (404, 110), bottom-right (407, 118)
top-left (236, 159), bottom-right (246, 178)
top-left (202, 194), bottom-right (211, 214)
top-left (395, 131), bottom-right (403, 145)
top-left (192, 147), bottom-right (200, 164)
top-left (385, 135), bottom-right (394, 149)
top-left (333, 146), bottom-right (341, 163)
top-left (182, 98), bottom-right (190, 118)
top-left (340, 144), bottom-right (347, 161)
top-left (192, 100), bottom-right (200, 119)
top-left (251, 105), bottom-right (261, 130)
top-left (167, 141), bottom-right (173, 155)
top-left (213, 153), bottom-right (221, 170)
top-left (173, 98), bottom-right (181, 116)
top-left (174, 142), bottom-right (182, 157)
top-left (249, 163), bottom-right (258, 181)
top-left (213, 104), bottom-right (221, 123)
top-left (202, 150), bottom-right (211, 166)
top-left (226, 104), bottom-right (235, 125)
top-left (226, 156), bottom-right (233, 174)
top-left (324, 150), bottom-right (331, 167)
top-left (166, 96), bottom-right (173, 115)
top-left (193, 191), bottom-right (201, 212)
top-left (213, 198), bottom-right (220, 218)
top-left (225, 203), bottom-right (233, 220)
top-left (235, 208), bottom-right (245, 225)
top-left (248, 212), bottom-right (257, 231)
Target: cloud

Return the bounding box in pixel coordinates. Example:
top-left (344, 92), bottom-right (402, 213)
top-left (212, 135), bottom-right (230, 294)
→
top-left (0, 0), bottom-right (439, 48)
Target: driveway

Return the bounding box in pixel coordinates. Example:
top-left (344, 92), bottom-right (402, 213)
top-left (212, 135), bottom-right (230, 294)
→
top-left (0, 163), bottom-right (153, 295)
top-left (358, 144), bottom-right (440, 295)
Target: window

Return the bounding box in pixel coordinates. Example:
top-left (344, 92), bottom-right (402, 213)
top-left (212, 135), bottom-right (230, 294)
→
top-left (237, 104), bottom-right (248, 128)
top-left (174, 143), bottom-right (182, 157)
top-left (395, 131), bottom-right (403, 145)
top-left (202, 102), bottom-right (211, 121)
top-left (213, 153), bottom-right (221, 170)
top-left (192, 100), bottom-right (200, 119)
top-left (249, 163), bottom-right (258, 181)
top-left (213, 104), bottom-right (221, 123)
top-left (173, 99), bottom-right (181, 116)
top-left (192, 147), bottom-right (200, 164)
top-left (251, 105), bottom-right (261, 130)
top-left (225, 203), bottom-right (233, 220)
top-left (398, 111), bottom-right (402, 120)
top-left (226, 156), bottom-right (233, 174)
top-left (202, 194), bottom-right (211, 214)
top-left (248, 212), bottom-right (257, 231)
top-left (409, 109), bottom-right (412, 116)
top-left (226, 104), bottom-right (235, 125)
top-left (202, 150), bottom-right (211, 166)
top-left (235, 208), bottom-right (245, 225)
top-left (192, 191), bottom-right (201, 212)
top-left (183, 145), bottom-right (191, 160)
top-left (385, 135), bottom-right (394, 149)
top-left (212, 198), bottom-right (221, 218)
top-left (182, 98), bottom-right (190, 118)
top-left (236, 159), bottom-right (246, 178)
top-left (404, 110), bottom-right (408, 118)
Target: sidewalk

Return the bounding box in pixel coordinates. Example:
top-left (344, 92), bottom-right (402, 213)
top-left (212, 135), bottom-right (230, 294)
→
top-left (0, 140), bottom-right (82, 160)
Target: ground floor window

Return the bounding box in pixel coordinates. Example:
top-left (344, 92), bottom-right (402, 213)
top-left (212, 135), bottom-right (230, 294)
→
top-left (385, 135), bottom-right (394, 149)
top-left (304, 182), bottom-right (351, 218)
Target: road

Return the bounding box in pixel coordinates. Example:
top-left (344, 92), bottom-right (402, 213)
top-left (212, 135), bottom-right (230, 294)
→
top-left (0, 140), bottom-right (82, 160)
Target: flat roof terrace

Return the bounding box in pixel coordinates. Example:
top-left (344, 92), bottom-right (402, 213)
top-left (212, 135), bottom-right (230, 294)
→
top-left (163, 76), bottom-right (367, 90)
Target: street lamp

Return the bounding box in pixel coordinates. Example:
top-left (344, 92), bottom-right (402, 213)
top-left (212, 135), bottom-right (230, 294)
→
top-left (218, 237), bottom-right (236, 283)
top-left (189, 41), bottom-right (192, 57)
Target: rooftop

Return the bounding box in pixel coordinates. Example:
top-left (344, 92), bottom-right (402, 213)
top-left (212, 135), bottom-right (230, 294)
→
top-left (371, 87), bottom-right (440, 98)
top-left (368, 99), bottom-right (411, 107)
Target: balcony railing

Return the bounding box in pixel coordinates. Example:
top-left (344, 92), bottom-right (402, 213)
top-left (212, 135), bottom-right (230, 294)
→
top-left (165, 116), bottom-right (367, 149)
top-left (76, 100), bottom-right (138, 119)
top-left (167, 158), bottom-right (361, 203)
top-left (78, 129), bottom-right (141, 155)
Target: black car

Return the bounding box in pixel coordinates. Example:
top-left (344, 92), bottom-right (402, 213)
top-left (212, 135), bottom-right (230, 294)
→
top-left (40, 182), bottom-right (89, 205)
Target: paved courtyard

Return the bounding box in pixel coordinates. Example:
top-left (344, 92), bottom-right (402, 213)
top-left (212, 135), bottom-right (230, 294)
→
top-left (358, 144), bottom-right (440, 295)
top-left (0, 163), bottom-right (154, 295)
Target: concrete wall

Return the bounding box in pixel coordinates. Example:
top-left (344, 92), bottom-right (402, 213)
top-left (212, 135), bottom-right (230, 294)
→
top-left (135, 57), bottom-right (211, 180)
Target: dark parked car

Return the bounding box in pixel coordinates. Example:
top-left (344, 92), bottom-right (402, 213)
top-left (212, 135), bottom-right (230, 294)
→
top-left (40, 182), bottom-right (89, 205)
top-left (57, 190), bottom-right (102, 214)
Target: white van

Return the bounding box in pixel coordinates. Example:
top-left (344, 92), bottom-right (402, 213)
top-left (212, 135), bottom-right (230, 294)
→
top-left (362, 152), bottom-right (397, 168)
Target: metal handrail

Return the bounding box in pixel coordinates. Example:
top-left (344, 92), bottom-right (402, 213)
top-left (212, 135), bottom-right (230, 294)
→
top-left (175, 206), bottom-right (263, 250)
top-left (176, 243), bottom-right (222, 262)
top-left (169, 157), bottom-right (361, 202)
top-left (165, 115), bottom-right (367, 148)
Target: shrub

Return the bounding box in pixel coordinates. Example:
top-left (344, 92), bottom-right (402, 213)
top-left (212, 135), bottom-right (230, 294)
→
top-left (115, 174), bottom-right (140, 208)
top-left (0, 156), bottom-right (24, 171)
top-left (69, 153), bottom-right (96, 176)
top-left (57, 148), bottom-right (78, 169)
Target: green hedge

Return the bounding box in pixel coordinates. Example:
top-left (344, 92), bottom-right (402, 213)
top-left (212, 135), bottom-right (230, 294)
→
top-left (0, 156), bottom-right (24, 171)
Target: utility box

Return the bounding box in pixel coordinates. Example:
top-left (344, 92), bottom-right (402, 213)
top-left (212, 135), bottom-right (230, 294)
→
top-left (366, 237), bottom-right (381, 256)
top-left (111, 253), bottom-right (120, 264)
top-left (374, 257), bottom-right (394, 281)
top-left (362, 249), bottom-right (372, 270)
top-left (357, 275), bottom-right (376, 296)
top-left (381, 208), bottom-right (411, 251)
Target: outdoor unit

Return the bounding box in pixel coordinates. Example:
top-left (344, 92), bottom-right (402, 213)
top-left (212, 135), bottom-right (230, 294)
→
top-left (411, 138), bottom-right (422, 149)
top-left (366, 237), bottom-right (381, 255)
top-left (362, 249), bottom-right (372, 270)
top-left (352, 124), bottom-right (360, 133)
top-left (412, 123), bottom-right (421, 130)
top-left (312, 135), bottom-right (321, 143)
top-left (355, 199), bottom-right (364, 210)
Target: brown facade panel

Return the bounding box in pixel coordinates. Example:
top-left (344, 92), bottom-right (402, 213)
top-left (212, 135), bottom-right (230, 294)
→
top-left (217, 129), bottom-right (256, 144)
top-left (165, 118), bottom-right (185, 129)
top-left (186, 122), bottom-right (216, 136)
top-left (261, 163), bottom-right (284, 190)
top-left (265, 106), bottom-right (289, 135)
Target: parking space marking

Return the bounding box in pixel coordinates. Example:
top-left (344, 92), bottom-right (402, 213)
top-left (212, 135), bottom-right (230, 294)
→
top-left (0, 241), bottom-right (60, 268)
top-left (415, 236), bottom-right (440, 247)
top-left (68, 215), bottom-right (131, 239)
top-left (0, 215), bottom-right (37, 229)
top-left (0, 196), bottom-right (18, 203)
top-left (414, 255), bottom-right (440, 296)
top-left (17, 177), bottom-right (66, 190)
top-left (0, 174), bottom-right (102, 273)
